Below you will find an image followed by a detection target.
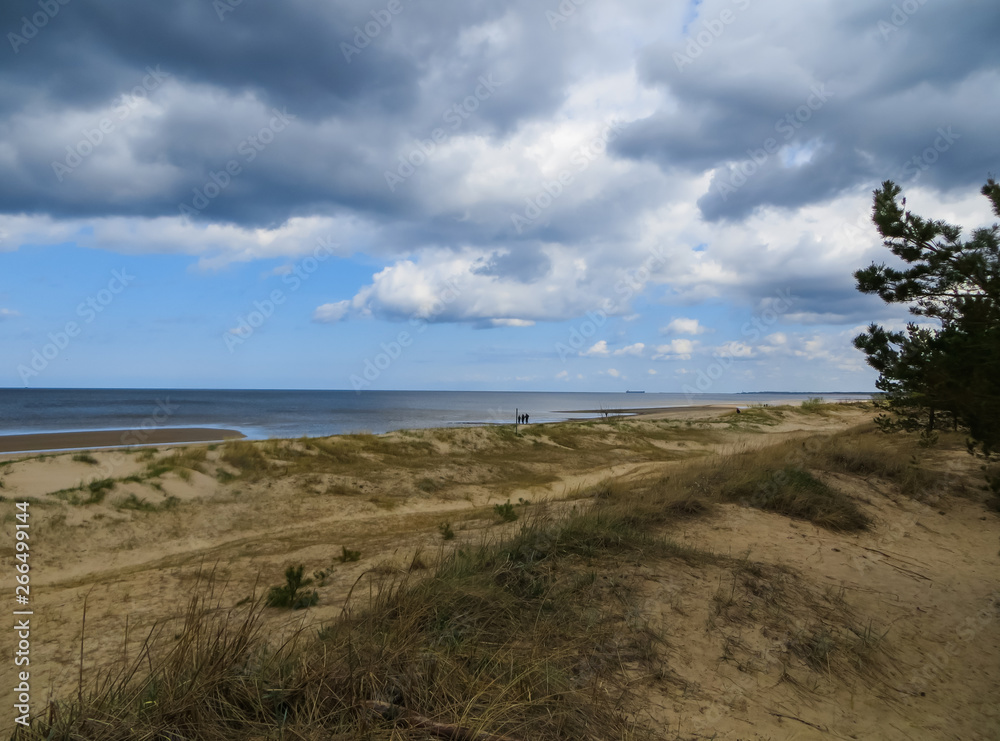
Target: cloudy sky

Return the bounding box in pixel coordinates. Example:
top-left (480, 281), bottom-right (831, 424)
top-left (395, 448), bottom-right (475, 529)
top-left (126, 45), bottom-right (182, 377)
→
top-left (1, 0), bottom-right (997, 391)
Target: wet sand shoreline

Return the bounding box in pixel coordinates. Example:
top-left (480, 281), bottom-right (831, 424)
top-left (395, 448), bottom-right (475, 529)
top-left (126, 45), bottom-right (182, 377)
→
top-left (0, 427), bottom-right (246, 455)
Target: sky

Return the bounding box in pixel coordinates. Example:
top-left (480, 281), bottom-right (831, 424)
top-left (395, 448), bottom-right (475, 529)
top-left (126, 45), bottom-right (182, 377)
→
top-left (1, 0), bottom-right (998, 392)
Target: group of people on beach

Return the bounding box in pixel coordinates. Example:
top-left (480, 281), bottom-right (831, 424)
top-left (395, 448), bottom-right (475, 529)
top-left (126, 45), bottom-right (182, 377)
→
top-left (517, 413), bottom-right (530, 425)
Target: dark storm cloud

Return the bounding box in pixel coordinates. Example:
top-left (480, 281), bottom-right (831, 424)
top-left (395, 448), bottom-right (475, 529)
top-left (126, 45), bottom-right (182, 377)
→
top-left (2, 0), bottom-right (998, 333)
top-left (2, 1), bottom-right (414, 116)
top-left (0, 0), bottom-right (581, 227)
top-left (614, 0), bottom-right (1000, 221)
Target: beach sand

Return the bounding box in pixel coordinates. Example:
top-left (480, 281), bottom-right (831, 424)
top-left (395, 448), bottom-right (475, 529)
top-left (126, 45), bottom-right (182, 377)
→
top-left (0, 404), bottom-right (996, 738)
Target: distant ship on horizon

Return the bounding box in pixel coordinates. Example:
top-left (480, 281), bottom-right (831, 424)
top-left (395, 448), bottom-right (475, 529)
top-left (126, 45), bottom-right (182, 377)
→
top-left (625, 390), bottom-right (645, 394)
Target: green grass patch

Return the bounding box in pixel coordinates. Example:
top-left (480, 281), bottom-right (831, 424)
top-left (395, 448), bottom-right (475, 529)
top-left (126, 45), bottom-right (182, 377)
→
top-left (76, 478), bottom-right (117, 504)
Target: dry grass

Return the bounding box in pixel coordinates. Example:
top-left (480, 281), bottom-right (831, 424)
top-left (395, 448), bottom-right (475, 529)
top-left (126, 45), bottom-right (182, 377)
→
top-left (618, 441), bottom-right (872, 532)
top-left (709, 557), bottom-right (890, 683)
top-left (19, 510), bottom-right (678, 740)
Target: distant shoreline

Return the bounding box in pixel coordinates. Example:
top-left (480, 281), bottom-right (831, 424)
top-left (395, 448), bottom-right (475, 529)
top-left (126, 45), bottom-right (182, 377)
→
top-left (0, 399), bottom-right (870, 455)
top-left (0, 427), bottom-right (245, 455)
top-left (557, 404), bottom-right (741, 419)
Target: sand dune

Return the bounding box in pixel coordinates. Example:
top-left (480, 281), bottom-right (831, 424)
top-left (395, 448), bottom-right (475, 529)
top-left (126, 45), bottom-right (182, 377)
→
top-left (1, 404), bottom-right (996, 739)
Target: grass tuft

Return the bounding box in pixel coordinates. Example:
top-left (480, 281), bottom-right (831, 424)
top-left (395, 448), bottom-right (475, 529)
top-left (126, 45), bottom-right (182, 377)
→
top-left (724, 466), bottom-right (871, 531)
top-left (337, 545), bottom-right (361, 563)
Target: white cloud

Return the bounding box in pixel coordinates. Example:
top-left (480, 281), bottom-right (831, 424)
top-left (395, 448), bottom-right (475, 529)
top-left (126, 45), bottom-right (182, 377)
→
top-left (662, 317), bottom-right (709, 335)
top-left (312, 245), bottom-right (670, 326)
top-left (313, 300), bottom-right (351, 323)
top-left (718, 341), bottom-right (755, 358)
top-left (0, 308), bottom-right (19, 319)
top-left (583, 340), bottom-right (609, 356)
top-left (0, 212), bottom-right (357, 268)
top-left (653, 338), bottom-right (696, 360)
top-left (613, 342), bottom-right (645, 356)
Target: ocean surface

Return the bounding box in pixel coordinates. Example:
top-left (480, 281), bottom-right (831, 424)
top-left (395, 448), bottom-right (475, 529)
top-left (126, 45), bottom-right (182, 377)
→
top-left (0, 389), bottom-right (871, 440)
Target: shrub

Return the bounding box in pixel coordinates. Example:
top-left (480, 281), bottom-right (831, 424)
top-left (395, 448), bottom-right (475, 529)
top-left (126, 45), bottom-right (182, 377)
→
top-left (265, 565), bottom-right (318, 610)
top-left (493, 500), bottom-right (517, 522)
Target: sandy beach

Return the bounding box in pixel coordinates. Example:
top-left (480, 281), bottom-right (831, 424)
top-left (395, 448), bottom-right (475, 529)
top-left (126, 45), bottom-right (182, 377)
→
top-left (1, 403), bottom-right (996, 739)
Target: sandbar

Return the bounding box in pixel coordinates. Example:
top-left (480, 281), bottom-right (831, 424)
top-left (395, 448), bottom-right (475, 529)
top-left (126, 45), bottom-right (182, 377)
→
top-left (0, 427), bottom-right (246, 454)
top-left (558, 404), bottom-right (740, 420)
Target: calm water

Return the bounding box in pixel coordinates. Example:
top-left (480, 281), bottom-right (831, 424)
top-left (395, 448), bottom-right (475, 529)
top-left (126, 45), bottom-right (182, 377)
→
top-left (0, 389), bottom-right (871, 440)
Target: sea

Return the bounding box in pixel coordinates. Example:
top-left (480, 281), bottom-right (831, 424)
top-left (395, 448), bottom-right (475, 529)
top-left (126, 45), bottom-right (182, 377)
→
top-left (0, 389), bottom-right (872, 441)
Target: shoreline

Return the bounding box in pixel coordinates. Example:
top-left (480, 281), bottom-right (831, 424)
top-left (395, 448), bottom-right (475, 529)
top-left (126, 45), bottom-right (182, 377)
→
top-left (0, 427), bottom-right (246, 455)
top-left (558, 403), bottom-right (741, 419)
top-left (0, 405), bottom-right (741, 454)
top-left (0, 402), bottom-right (859, 455)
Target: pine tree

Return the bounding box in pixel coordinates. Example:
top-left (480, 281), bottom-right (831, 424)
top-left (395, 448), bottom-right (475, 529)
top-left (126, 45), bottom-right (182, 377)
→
top-left (853, 178), bottom-right (1000, 456)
